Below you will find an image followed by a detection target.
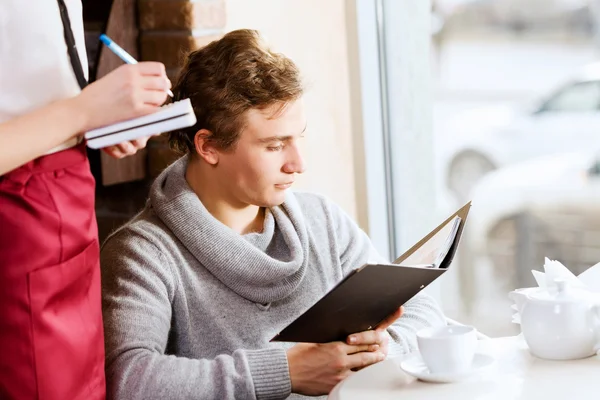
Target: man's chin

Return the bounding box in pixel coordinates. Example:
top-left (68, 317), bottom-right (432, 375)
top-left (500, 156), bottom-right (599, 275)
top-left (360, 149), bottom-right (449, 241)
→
top-left (259, 193), bottom-right (287, 208)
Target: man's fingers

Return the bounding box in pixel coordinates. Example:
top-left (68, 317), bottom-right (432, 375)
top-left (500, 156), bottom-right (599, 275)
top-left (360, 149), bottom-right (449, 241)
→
top-left (335, 342), bottom-right (374, 355)
top-left (375, 306), bottom-right (404, 331)
top-left (347, 330), bottom-right (386, 346)
top-left (345, 307), bottom-right (403, 346)
top-left (346, 351), bottom-right (385, 370)
top-left (345, 343), bottom-right (380, 355)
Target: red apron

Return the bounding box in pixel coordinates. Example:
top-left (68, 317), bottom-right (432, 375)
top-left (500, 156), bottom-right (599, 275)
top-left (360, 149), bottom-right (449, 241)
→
top-left (0, 144), bottom-right (105, 399)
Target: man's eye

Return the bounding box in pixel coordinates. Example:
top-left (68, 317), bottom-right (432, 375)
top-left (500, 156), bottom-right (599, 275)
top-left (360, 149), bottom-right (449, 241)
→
top-left (267, 145), bottom-right (284, 151)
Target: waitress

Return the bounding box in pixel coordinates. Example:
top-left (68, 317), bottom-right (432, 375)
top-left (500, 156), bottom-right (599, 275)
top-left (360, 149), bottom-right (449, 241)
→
top-left (0, 1), bottom-right (171, 399)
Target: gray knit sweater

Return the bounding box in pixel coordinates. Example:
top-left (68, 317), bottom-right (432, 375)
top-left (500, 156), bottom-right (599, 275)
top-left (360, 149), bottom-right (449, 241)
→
top-left (100, 156), bottom-right (446, 400)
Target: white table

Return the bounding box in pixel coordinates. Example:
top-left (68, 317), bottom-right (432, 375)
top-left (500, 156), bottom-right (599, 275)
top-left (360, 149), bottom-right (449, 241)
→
top-left (329, 335), bottom-right (600, 400)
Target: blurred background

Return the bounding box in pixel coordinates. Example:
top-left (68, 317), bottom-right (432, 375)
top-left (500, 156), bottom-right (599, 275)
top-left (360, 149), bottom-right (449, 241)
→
top-left (85, 0), bottom-right (600, 337)
top-left (431, 0), bottom-right (600, 336)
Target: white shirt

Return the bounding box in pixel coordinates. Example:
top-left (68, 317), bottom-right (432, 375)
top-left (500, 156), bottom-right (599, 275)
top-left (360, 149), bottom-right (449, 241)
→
top-left (0, 0), bottom-right (88, 153)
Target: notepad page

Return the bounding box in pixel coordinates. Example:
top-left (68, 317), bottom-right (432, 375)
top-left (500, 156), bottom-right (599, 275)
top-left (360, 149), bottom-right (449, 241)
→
top-left (84, 99), bottom-right (193, 139)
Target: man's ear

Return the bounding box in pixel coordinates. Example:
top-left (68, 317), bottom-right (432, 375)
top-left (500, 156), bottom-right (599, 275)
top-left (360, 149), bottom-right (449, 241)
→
top-left (193, 129), bottom-right (219, 165)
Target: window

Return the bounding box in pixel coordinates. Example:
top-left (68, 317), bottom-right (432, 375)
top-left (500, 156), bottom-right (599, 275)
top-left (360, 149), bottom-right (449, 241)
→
top-left (540, 81), bottom-right (600, 112)
top-left (352, 0), bottom-right (440, 296)
top-left (354, 0), bottom-right (600, 338)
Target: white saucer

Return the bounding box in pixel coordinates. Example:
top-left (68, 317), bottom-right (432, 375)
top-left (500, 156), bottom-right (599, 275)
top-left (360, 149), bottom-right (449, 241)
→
top-left (399, 352), bottom-right (496, 383)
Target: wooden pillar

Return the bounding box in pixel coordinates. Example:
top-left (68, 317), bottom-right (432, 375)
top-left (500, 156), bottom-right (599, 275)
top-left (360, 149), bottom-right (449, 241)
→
top-left (96, 0), bottom-right (147, 186)
top-left (138, 0), bottom-right (226, 177)
top-left (95, 0), bottom-right (226, 185)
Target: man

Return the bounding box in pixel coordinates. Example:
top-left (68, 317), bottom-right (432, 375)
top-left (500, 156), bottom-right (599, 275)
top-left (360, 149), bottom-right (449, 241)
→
top-left (0, 1), bottom-right (170, 398)
top-left (101, 29), bottom-right (446, 399)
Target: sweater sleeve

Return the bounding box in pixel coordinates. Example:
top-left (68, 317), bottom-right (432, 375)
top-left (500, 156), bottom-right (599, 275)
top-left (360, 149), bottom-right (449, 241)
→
top-left (101, 229), bottom-right (291, 400)
top-left (328, 200), bottom-right (447, 357)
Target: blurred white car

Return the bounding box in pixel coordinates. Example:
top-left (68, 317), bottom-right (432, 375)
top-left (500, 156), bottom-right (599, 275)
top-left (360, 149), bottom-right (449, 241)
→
top-left (488, 0), bottom-right (591, 32)
top-left (440, 0), bottom-right (593, 33)
top-left (464, 151), bottom-right (600, 289)
top-left (445, 62), bottom-right (600, 201)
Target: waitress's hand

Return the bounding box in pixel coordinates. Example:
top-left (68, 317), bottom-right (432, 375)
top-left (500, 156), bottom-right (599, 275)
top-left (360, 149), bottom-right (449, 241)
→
top-left (102, 137), bottom-right (150, 159)
top-left (74, 62), bottom-right (170, 159)
top-left (74, 62), bottom-right (171, 133)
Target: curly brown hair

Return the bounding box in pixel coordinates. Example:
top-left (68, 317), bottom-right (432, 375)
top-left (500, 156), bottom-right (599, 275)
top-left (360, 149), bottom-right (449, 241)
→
top-left (169, 29), bottom-right (304, 154)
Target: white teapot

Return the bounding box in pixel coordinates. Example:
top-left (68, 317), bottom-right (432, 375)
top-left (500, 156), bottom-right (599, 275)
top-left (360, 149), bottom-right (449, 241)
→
top-left (515, 279), bottom-right (600, 360)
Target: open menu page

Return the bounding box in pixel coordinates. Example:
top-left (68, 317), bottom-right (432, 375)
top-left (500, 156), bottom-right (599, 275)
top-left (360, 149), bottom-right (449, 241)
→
top-left (398, 216), bottom-right (462, 268)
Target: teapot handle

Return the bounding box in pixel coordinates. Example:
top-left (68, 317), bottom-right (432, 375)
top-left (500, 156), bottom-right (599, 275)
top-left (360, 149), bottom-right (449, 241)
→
top-left (593, 304), bottom-right (600, 356)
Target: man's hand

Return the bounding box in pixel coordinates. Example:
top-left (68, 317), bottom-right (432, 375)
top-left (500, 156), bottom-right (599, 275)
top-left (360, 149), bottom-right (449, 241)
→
top-left (345, 306), bottom-right (404, 362)
top-left (287, 341), bottom-right (385, 396)
top-left (102, 137), bottom-right (150, 159)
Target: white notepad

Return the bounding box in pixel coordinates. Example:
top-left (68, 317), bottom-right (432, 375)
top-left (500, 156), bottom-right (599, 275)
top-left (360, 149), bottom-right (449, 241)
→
top-left (85, 98), bottom-right (197, 149)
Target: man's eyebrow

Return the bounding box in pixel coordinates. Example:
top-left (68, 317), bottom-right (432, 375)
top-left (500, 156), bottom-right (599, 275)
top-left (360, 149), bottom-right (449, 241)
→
top-left (257, 123), bottom-right (308, 143)
top-left (257, 135), bottom-right (293, 144)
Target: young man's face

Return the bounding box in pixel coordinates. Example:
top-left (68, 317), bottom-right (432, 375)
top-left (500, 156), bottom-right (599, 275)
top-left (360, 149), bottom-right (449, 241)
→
top-left (214, 98), bottom-right (307, 208)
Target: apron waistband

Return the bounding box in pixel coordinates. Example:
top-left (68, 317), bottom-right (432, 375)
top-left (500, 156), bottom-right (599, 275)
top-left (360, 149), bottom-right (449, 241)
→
top-left (2, 143), bottom-right (88, 184)
top-left (44, 136), bottom-right (82, 156)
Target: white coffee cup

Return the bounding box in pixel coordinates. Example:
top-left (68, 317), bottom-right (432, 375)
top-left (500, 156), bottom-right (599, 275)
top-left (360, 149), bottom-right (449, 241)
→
top-left (416, 325), bottom-right (477, 374)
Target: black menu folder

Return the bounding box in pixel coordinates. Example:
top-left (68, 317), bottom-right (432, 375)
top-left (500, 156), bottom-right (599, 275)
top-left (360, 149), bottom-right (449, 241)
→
top-left (271, 202), bottom-right (471, 343)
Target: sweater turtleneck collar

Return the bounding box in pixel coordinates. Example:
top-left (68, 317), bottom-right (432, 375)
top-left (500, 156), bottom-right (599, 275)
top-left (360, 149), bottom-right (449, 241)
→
top-left (149, 156), bottom-right (309, 303)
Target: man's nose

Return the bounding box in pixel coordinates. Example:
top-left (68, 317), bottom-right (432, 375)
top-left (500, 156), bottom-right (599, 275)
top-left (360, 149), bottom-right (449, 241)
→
top-left (283, 145), bottom-right (305, 174)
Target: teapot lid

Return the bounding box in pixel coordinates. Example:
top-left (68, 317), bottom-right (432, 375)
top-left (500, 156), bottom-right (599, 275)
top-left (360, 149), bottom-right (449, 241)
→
top-left (529, 278), bottom-right (597, 303)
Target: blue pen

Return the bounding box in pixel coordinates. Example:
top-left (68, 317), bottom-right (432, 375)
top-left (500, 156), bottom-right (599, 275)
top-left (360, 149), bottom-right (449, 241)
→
top-left (99, 34), bottom-right (174, 97)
